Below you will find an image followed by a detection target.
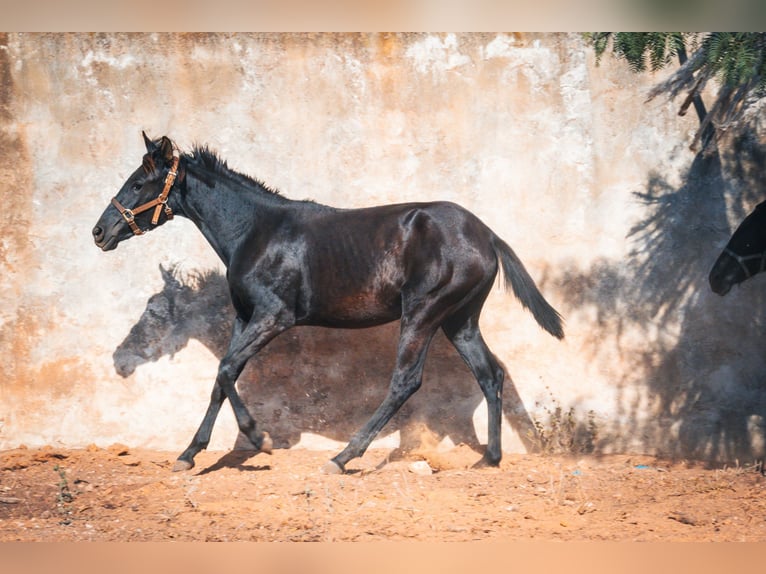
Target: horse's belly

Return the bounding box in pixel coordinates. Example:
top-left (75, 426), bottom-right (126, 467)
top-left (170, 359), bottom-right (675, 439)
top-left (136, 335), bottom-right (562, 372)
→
top-left (302, 289), bottom-right (402, 328)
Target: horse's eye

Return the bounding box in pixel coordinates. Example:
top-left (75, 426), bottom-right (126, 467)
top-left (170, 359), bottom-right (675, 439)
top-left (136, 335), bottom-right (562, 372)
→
top-left (131, 181), bottom-right (143, 192)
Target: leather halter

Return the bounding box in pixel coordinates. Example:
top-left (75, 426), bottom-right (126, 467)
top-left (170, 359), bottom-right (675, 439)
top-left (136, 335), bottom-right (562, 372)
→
top-left (724, 247), bottom-right (766, 279)
top-left (111, 150), bottom-right (180, 236)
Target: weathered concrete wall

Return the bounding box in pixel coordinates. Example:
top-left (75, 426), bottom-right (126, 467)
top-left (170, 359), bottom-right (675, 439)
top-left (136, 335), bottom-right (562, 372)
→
top-left (2, 32), bottom-right (764, 462)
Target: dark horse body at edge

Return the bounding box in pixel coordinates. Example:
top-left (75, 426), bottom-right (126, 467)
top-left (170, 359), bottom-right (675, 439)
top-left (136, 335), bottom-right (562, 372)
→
top-left (93, 133), bottom-right (564, 474)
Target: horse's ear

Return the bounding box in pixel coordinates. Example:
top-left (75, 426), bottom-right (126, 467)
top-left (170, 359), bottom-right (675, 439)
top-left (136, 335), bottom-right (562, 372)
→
top-left (142, 130), bottom-right (157, 154)
top-left (159, 264), bottom-right (181, 289)
top-left (158, 136), bottom-right (175, 165)
top-left (143, 132), bottom-right (175, 167)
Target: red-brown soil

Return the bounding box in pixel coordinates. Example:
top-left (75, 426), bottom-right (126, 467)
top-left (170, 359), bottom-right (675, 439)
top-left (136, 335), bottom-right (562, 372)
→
top-left (1, 444), bottom-right (764, 542)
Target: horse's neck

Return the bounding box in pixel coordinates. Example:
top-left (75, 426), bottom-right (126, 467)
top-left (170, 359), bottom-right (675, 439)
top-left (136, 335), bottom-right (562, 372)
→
top-left (190, 317), bottom-right (231, 360)
top-left (178, 173), bottom-right (284, 267)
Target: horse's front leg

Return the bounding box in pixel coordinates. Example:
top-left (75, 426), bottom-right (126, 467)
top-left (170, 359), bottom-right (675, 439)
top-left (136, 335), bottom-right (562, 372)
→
top-left (173, 314), bottom-right (287, 471)
top-left (173, 380), bottom-right (230, 471)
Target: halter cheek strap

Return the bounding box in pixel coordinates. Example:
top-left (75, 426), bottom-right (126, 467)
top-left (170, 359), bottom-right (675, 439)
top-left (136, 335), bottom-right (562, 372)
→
top-left (112, 151), bottom-right (180, 236)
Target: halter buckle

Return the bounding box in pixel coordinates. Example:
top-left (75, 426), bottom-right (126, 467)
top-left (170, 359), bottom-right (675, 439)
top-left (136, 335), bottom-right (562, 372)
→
top-left (121, 208), bottom-right (136, 223)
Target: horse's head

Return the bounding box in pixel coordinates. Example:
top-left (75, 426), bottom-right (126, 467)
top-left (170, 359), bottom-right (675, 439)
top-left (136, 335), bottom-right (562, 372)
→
top-left (92, 132), bottom-right (181, 251)
top-left (113, 264), bottom-right (192, 377)
top-left (710, 200), bottom-right (766, 296)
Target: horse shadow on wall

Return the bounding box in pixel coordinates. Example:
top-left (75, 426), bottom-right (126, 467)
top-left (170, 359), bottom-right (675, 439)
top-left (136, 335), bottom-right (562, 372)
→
top-left (112, 265), bottom-right (540, 458)
top-left (549, 125), bottom-right (766, 464)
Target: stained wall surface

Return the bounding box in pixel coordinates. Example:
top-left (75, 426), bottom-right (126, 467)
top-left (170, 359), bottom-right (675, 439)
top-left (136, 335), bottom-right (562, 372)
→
top-left (2, 33), bottom-right (764, 462)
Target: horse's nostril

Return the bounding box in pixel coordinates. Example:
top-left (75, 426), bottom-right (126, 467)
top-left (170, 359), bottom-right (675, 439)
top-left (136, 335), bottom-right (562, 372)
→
top-left (93, 226), bottom-right (103, 239)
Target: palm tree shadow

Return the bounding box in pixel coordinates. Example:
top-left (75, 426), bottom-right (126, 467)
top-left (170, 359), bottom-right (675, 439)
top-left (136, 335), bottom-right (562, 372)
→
top-left (550, 125), bottom-right (766, 463)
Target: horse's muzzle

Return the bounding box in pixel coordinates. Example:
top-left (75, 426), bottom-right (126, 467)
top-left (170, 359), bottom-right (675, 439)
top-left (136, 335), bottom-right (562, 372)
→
top-left (92, 224), bottom-right (120, 251)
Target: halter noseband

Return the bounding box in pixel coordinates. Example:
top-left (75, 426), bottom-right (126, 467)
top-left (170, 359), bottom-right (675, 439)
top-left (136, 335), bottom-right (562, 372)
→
top-left (111, 150), bottom-right (180, 236)
top-left (724, 247), bottom-right (766, 279)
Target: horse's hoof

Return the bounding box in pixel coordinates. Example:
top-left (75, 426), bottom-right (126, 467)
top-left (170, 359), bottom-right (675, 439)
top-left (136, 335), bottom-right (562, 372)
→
top-left (321, 460), bottom-right (345, 475)
top-left (172, 459), bottom-right (194, 472)
top-left (260, 432), bottom-right (273, 454)
top-left (473, 453), bottom-right (501, 469)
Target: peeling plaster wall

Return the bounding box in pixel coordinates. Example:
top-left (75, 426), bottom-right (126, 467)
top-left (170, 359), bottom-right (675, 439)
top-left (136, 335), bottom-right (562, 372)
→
top-left (1, 33), bottom-right (763, 462)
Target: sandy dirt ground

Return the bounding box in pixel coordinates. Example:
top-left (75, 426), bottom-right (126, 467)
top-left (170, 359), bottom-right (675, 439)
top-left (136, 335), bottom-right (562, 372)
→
top-left (1, 443), bottom-right (765, 542)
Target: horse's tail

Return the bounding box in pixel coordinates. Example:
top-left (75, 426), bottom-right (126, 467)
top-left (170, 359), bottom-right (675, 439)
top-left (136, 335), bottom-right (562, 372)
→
top-left (492, 236), bottom-right (564, 340)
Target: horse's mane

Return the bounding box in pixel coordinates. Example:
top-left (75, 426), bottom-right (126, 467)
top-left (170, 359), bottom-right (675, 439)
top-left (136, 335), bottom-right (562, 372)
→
top-left (183, 145), bottom-right (282, 196)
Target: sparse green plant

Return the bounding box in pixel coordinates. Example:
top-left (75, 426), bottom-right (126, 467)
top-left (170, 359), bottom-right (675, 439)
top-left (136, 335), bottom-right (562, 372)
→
top-left (528, 388), bottom-right (599, 455)
top-left (720, 459), bottom-right (764, 476)
top-left (54, 464), bottom-right (73, 504)
top-left (53, 464), bottom-right (74, 525)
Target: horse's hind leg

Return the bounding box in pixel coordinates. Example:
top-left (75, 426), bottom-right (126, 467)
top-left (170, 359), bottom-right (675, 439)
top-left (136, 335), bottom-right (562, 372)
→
top-left (325, 320), bottom-right (439, 474)
top-left (443, 314), bottom-right (505, 465)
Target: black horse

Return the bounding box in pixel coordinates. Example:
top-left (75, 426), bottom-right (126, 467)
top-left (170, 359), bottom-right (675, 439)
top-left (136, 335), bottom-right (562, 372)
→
top-left (93, 132), bottom-right (564, 474)
top-left (710, 200), bottom-right (766, 296)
